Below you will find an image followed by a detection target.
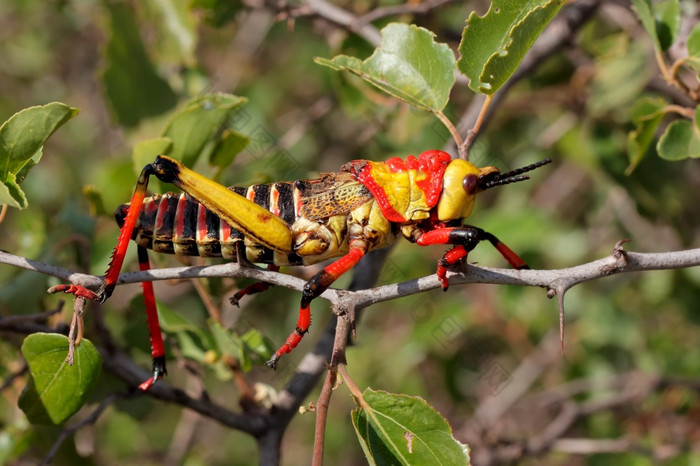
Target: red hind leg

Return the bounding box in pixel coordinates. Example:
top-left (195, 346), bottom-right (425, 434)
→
top-left (50, 163), bottom-right (165, 390)
top-left (136, 246), bottom-right (167, 391)
top-left (49, 163), bottom-right (155, 302)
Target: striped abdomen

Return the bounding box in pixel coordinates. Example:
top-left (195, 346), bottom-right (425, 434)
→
top-left (115, 182), bottom-right (300, 263)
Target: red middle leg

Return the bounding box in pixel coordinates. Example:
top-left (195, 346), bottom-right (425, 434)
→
top-left (266, 245), bottom-right (367, 369)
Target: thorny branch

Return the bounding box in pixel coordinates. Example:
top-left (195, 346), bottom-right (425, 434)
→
top-left (3, 245), bottom-right (700, 371)
top-left (4, 245), bottom-right (699, 318)
top-left (2, 244), bottom-right (699, 426)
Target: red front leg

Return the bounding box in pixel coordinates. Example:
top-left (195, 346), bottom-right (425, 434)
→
top-left (417, 225), bottom-right (529, 290)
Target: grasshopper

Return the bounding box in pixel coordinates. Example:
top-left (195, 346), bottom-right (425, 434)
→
top-left (52, 150), bottom-right (550, 389)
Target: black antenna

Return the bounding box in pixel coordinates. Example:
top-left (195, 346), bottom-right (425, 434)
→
top-left (482, 158), bottom-right (551, 190)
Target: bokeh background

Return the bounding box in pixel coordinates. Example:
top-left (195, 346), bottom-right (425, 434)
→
top-left (1, 1), bottom-right (699, 465)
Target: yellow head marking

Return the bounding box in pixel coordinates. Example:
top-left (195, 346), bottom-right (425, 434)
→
top-left (436, 160), bottom-right (499, 222)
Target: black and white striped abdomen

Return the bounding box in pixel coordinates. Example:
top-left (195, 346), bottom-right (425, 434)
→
top-left (115, 182), bottom-right (299, 261)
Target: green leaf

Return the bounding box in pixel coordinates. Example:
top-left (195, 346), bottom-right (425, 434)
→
top-left (241, 328), bottom-right (275, 361)
top-left (657, 108), bottom-right (700, 161)
top-left (630, 0), bottom-right (680, 52)
top-left (143, 0), bottom-right (198, 67)
top-left (631, 0), bottom-right (659, 50)
top-left (653, 0), bottom-right (680, 51)
top-left (208, 320), bottom-right (250, 372)
top-left (155, 302), bottom-right (211, 362)
top-left (351, 389), bottom-right (470, 465)
top-left (457, 0), bottom-right (565, 94)
top-left (0, 102), bottom-right (79, 209)
top-left (162, 93), bottom-right (247, 166)
top-left (588, 37), bottom-right (651, 116)
top-left (626, 97), bottom-right (667, 174)
top-left (686, 23), bottom-right (700, 74)
top-left (101, 1), bottom-right (178, 127)
top-left (209, 129), bottom-right (249, 169)
top-left (133, 136), bottom-right (173, 172)
top-left (688, 22), bottom-right (700, 57)
top-left (19, 334), bottom-right (102, 425)
top-left (315, 23), bottom-right (456, 112)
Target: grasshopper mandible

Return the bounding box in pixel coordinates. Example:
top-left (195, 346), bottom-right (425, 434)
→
top-left (52, 150), bottom-right (550, 389)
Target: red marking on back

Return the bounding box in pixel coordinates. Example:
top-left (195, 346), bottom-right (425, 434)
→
top-left (196, 204), bottom-right (208, 242)
top-left (348, 151), bottom-right (452, 222)
top-left (155, 196), bottom-right (170, 232)
top-left (220, 219), bottom-right (231, 243)
top-left (356, 164), bottom-right (405, 222)
top-left (174, 194), bottom-right (187, 241)
top-left (407, 151), bottom-right (451, 208)
top-left (270, 185), bottom-right (281, 217)
top-left (293, 185), bottom-right (303, 218)
top-left (143, 197), bottom-right (159, 217)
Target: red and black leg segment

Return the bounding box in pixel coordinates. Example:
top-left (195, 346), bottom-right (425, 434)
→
top-left (136, 246), bottom-right (167, 391)
top-left (230, 264), bottom-right (280, 307)
top-left (50, 163), bottom-right (157, 302)
top-left (266, 243), bottom-right (367, 369)
top-left (50, 162), bottom-right (167, 390)
top-left (230, 241), bottom-right (279, 306)
top-left (416, 225), bottom-right (528, 290)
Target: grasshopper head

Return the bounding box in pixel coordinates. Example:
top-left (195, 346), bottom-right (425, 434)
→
top-left (437, 158), bottom-right (551, 222)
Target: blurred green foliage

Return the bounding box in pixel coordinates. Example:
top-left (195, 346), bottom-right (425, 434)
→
top-left (0, 0), bottom-right (699, 465)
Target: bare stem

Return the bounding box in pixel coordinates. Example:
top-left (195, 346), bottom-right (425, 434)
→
top-left (664, 104), bottom-right (695, 118)
top-left (461, 94), bottom-right (493, 159)
top-left (338, 364), bottom-right (363, 402)
top-left (65, 297), bottom-right (86, 366)
top-left (313, 369), bottom-right (337, 466)
top-left (434, 110), bottom-right (463, 150)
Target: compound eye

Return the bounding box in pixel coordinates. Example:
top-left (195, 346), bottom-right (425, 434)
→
top-left (463, 174), bottom-right (479, 195)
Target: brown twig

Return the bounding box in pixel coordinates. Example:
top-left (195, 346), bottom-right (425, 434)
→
top-left (40, 391), bottom-right (131, 466)
top-left (313, 368), bottom-right (337, 466)
top-left (0, 363), bottom-right (28, 392)
top-left (65, 297), bottom-right (86, 366)
top-left (461, 94), bottom-right (493, 159)
top-left (191, 278), bottom-right (222, 323)
top-left (357, 0), bottom-right (459, 24)
top-left (311, 300), bottom-right (356, 465)
top-left (3, 245), bottom-right (700, 331)
top-left (0, 301), bottom-right (63, 328)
